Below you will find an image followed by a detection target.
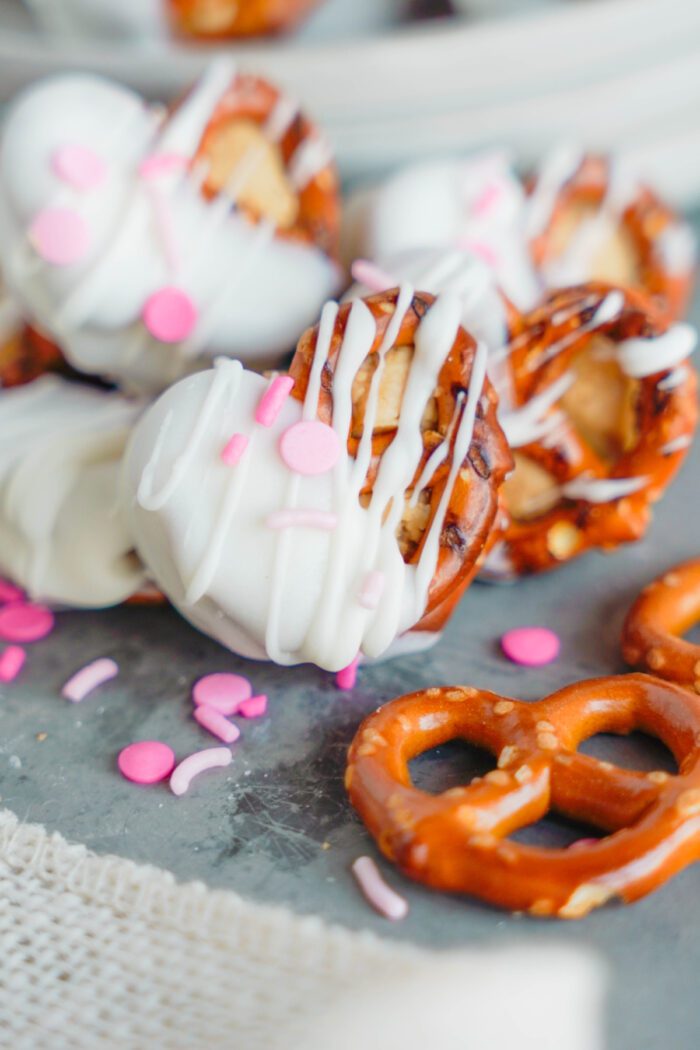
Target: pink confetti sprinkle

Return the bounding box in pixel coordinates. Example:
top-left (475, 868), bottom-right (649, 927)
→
top-left (28, 207), bottom-right (90, 267)
top-left (143, 286), bottom-right (198, 343)
top-left (170, 747), bottom-right (232, 797)
top-left (194, 704), bottom-right (241, 744)
top-left (0, 602), bottom-right (54, 643)
top-left (139, 152), bottom-right (188, 181)
top-left (335, 655), bottom-right (360, 691)
top-left (221, 432), bottom-right (249, 467)
top-left (350, 259), bottom-right (397, 292)
top-left (192, 672), bottom-right (252, 715)
top-left (471, 181), bottom-right (503, 217)
top-left (359, 570), bottom-right (385, 611)
top-left (0, 646), bottom-right (26, 683)
top-left (61, 657), bottom-right (119, 702)
top-left (0, 579), bottom-right (23, 604)
top-left (459, 237), bottom-right (499, 267)
top-left (279, 420), bottom-right (341, 476)
top-left (255, 376), bottom-right (294, 427)
top-left (238, 694), bottom-right (268, 719)
top-left (352, 855), bottom-right (408, 921)
top-left (118, 741), bottom-right (175, 785)
top-left (52, 144), bottom-right (107, 191)
top-left (569, 838), bottom-right (600, 851)
top-left (266, 509), bottom-right (338, 531)
top-left (500, 627), bottom-right (560, 668)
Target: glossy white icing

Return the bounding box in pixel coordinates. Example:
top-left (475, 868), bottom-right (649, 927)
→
top-left (0, 376), bottom-right (145, 607)
top-left (124, 287), bottom-right (487, 671)
top-left (0, 62), bottom-right (340, 392)
top-left (618, 323), bottom-right (697, 378)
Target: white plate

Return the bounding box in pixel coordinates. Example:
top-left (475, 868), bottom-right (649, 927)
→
top-left (1, 0), bottom-right (700, 202)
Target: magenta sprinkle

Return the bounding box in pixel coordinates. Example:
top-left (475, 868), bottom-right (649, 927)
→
top-left (192, 673), bottom-right (252, 715)
top-left (0, 602), bottom-right (54, 643)
top-left (194, 704), bottom-right (241, 744)
top-left (61, 657), bottom-right (119, 702)
top-left (0, 646), bottom-right (26, 683)
top-left (118, 741), bottom-right (175, 785)
top-left (0, 579), bottom-right (23, 604)
top-left (255, 376), bottom-right (294, 427)
top-left (335, 656), bottom-right (360, 691)
top-left (238, 694), bottom-right (268, 719)
top-left (221, 432), bottom-right (249, 467)
top-left (500, 627), bottom-right (561, 668)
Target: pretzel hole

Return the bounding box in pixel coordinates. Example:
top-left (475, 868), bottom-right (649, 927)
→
top-left (509, 813), bottom-right (603, 849)
top-left (578, 731), bottom-right (677, 774)
top-left (559, 340), bottom-right (639, 462)
top-left (409, 739), bottom-right (495, 795)
top-left (681, 621), bottom-right (700, 645)
top-left (548, 202), bottom-right (640, 286)
top-left (503, 454), bottom-right (560, 522)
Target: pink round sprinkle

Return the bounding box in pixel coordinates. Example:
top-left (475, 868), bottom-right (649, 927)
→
top-left (0, 646), bottom-right (26, 683)
top-left (500, 626), bottom-right (560, 667)
top-left (118, 741), bottom-right (176, 785)
top-left (192, 673), bottom-right (252, 715)
top-left (0, 579), bottom-right (24, 604)
top-left (238, 694), bottom-right (268, 719)
top-left (28, 207), bottom-right (90, 266)
top-left (143, 286), bottom-right (198, 343)
top-left (139, 152), bottom-right (188, 181)
top-left (280, 420), bottom-right (341, 476)
top-left (0, 602), bottom-right (54, 643)
top-left (194, 704), bottom-right (241, 744)
top-left (52, 144), bottom-right (107, 191)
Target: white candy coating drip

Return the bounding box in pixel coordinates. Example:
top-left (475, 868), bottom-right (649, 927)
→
top-left (560, 475), bottom-right (647, 503)
top-left (618, 323), bottom-right (697, 378)
top-left (524, 143), bottom-right (584, 239)
top-left (660, 435), bottom-right (692, 455)
top-left (499, 371), bottom-right (574, 449)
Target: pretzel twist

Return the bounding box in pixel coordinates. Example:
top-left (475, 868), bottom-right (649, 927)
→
top-left (0, 324), bottom-right (64, 388)
top-left (347, 674), bottom-right (700, 917)
top-left (168, 0), bottom-right (322, 40)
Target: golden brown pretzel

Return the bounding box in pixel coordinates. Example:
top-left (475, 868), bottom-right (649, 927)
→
top-left (168, 0), bottom-right (322, 39)
top-left (0, 323), bottom-right (64, 388)
top-left (622, 560), bottom-right (700, 690)
top-left (528, 152), bottom-right (696, 322)
top-left (484, 282), bottom-right (697, 579)
top-left (289, 288), bottom-right (513, 633)
top-left (346, 674), bottom-right (700, 917)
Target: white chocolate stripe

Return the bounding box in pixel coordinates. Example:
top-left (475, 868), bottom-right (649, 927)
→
top-left (618, 323), bottom-right (696, 378)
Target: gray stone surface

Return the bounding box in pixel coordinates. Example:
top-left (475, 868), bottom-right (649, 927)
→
top-left (1, 263), bottom-right (699, 1049)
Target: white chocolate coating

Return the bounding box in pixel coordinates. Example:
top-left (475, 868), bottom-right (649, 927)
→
top-left (123, 287), bottom-right (487, 671)
top-left (0, 377), bottom-right (146, 608)
top-left (0, 62), bottom-right (340, 393)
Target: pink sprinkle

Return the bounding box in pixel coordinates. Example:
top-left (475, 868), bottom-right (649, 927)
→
top-left (221, 432), bottom-right (249, 466)
top-left (336, 655), bottom-right (360, 691)
top-left (569, 838), bottom-right (600, 851)
top-left (266, 509), bottom-right (338, 531)
top-left (118, 741), bottom-right (175, 785)
top-left (139, 152), bottom-right (188, 181)
top-left (192, 672), bottom-right (252, 715)
top-left (238, 694), bottom-right (268, 719)
top-left (459, 237), bottom-right (499, 267)
top-left (0, 579), bottom-right (23, 604)
top-left (61, 657), bottom-right (119, 702)
top-left (143, 286), bottom-right (198, 343)
top-left (350, 259), bottom-right (397, 292)
top-left (194, 704), bottom-right (241, 744)
top-left (359, 570), bottom-right (385, 611)
top-left (0, 602), bottom-right (54, 643)
top-left (352, 855), bottom-right (408, 921)
top-left (29, 207), bottom-right (90, 266)
top-left (170, 747), bottom-right (232, 797)
top-left (280, 420), bottom-right (340, 476)
top-left (52, 144), bottom-right (107, 191)
top-left (255, 376), bottom-right (294, 427)
top-left (500, 626), bottom-right (560, 667)
top-left (0, 646), bottom-right (26, 683)
top-left (471, 181), bottom-right (503, 217)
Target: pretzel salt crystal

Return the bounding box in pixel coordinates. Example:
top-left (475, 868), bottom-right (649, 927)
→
top-left (346, 674), bottom-right (700, 918)
top-left (622, 560), bottom-right (700, 690)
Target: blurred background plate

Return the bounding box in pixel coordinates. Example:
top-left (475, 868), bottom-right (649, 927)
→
top-left (1, 0), bottom-right (699, 196)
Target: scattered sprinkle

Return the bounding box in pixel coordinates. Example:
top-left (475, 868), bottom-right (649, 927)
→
top-left (0, 602), bottom-right (54, 643)
top-left (569, 838), bottom-right (599, 850)
top-left (52, 144), bottom-right (107, 191)
top-left (0, 646), bottom-right (26, 683)
top-left (279, 420), bottom-right (341, 476)
top-left (255, 375), bottom-right (294, 427)
top-left (237, 693), bottom-right (268, 719)
top-left (221, 432), bottom-right (249, 467)
top-left (194, 704), bottom-right (241, 744)
top-left (143, 286), bottom-right (198, 343)
top-left (500, 626), bottom-right (560, 667)
top-left (28, 207), bottom-right (90, 266)
top-left (351, 855), bottom-right (408, 921)
top-left (0, 579), bottom-right (24, 604)
top-left (139, 152), bottom-right (188, 181)
top-left (170, 747), bottom-right (232, 797)
top-left (192, 673), bottom-right (252, 714)
top-left (266, 509), bottom-right (338, 531)
top-left (350, 259), bottom-right (396, 292)
top-left (336, 655), bottom-right (360, 691)
top-left (118, 741), bottom-right (176, 785)
top-left (62, 658), bottom-right (119, 702)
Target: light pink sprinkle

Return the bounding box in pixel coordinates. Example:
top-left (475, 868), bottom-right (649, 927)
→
top-left (221, 432), bottom-right (249, 466)
top-left (52, 144), bottom-right (107, 191)
top-left (569, 838), bottom-right (600, 851)
top-left (139, 152), bottom-right (188, 181)
top-left (29, 207), bottom-right (90, 267)
top-left (0, 646), bottom-right (26, 683)
top-left (352, 855), bottom-right (408, 921)
top-left (255, 376), bottom-right (294, 427)
top-left (500, 626), bottom-right (560, 668)
top-left (471, 181), bottom-right (503, 217)
top-left (459, 237), bottom-right (499, 267)
top-left (0, 579), bottom-right (23, 604)
top-left (118, 741), bottom-right (175, 785)
top-left (279, 420), bottom-right (341, 476)
top-left (266, 509), bottom-right (338, 531)
top-left (359, 570), bottom-right (385, 611)
top-left (143, 286), bottom-right (198, 343)
top-left (192, 673), bottom-right (252, 714)
top-left (350, 259), bottom-right (397, 292)
top-left (62, 657), bottom-right (119, 702)
top-left (194, 704), bottom-right (241, 744)
top-left (0, 602), bottom-right (54, 643)
top-left (335, 655), bottom-right (360, 691)
top-left (170, 747), bottom-right (232, 797)
top-left (238, 694), bottom-right (268, 719)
